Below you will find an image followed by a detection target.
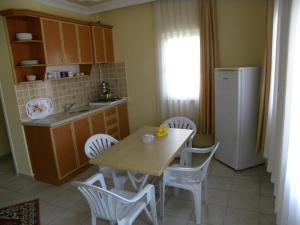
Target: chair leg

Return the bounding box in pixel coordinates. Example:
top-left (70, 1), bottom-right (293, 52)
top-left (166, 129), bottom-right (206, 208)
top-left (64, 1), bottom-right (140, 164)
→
top-left (203, 178), bottom-right (208, 205)
top-left (149, 189), bottom-right (159, 225)
top-left (91, 214), bottom-right (96, 225)
top-left (159, 181), bottom-right (165, 219)
top-left (192, 186), bottom-right (202, 224)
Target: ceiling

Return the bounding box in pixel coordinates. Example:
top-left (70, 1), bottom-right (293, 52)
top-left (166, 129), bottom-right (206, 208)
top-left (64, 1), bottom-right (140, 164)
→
top-left (34, 0), bottom-right (156, 14)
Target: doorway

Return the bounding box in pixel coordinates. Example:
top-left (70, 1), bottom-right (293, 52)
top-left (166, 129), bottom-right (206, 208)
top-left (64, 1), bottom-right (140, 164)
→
top-left (0, 83), bottom-right (16, 174)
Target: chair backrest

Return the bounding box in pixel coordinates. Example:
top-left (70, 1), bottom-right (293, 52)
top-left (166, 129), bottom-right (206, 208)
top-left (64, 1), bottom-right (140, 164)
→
top-left (195, 142), bottom-right (220, 181)
top-left (163, 116), bottom-right (197, 146)
top-left (85, 134), bottom-right (119, 159)
top-left (72, 181), bottom-right (129, 221)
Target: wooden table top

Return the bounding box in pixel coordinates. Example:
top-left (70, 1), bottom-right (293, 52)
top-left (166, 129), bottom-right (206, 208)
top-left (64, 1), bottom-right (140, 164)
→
top-left (89, 126), bottom-right (193, 176)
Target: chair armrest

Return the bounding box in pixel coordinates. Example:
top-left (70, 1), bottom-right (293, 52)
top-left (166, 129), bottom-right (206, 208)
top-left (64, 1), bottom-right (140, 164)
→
top-left (165, 164), bottom-right (203, 173)
top-left (83, 173), bottom-right (107, 189)
top-left (185, 146), bottom-right (214, 154)
top-left (126, 184), bottom-right (154, 203)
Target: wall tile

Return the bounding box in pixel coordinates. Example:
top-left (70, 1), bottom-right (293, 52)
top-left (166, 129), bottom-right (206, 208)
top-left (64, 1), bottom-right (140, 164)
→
top-left (15, 63), bottom-right (128, 122)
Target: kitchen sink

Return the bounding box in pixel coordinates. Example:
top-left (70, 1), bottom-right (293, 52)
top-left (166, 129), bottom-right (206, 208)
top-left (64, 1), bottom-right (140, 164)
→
top-left (89, 97), bottom-right (125, 106)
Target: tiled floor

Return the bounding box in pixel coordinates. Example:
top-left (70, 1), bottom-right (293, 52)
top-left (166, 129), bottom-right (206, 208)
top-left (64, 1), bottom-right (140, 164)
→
top-left (0, 155), bottom-right (276, 225)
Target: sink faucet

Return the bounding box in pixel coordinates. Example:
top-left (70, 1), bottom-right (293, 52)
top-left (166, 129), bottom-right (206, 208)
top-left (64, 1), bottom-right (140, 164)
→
top-left (65, 102), bottom-right (75, 112)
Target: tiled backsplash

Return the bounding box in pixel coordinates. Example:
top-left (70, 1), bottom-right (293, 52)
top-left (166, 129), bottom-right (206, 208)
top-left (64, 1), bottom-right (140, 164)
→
top-left (15, 63), bottom-right (127, 122)
top-left (101, 63), bottom-right (127, 97)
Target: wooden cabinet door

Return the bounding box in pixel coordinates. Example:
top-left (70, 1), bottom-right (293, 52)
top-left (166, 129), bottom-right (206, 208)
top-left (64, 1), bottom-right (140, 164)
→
top-left (117, 104), bottom-right (130, 139)
top-left (103, 28), bottom-right (114, 62)
top-left (52, 124), bottom-right (78, 178)
top-left (77, 25), bottom-right (93, 64)
top-left (73, 118), bottom-right (91, 167)
top-left (90, 112), bottom-right (106, 134)
top-left (92, 26), bottom-right (106, 63)
top-left (61, 22), bottom-right (79, 64)
top-left (41, 18), bottom-right (63, 65)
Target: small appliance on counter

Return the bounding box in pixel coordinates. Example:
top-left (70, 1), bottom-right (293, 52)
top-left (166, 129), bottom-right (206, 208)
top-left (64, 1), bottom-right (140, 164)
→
top-left (100, 81), bottom-right (112, 100)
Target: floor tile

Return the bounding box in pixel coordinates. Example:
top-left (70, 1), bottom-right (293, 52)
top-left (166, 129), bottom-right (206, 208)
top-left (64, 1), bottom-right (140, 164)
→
top-left (260, 197), bottom-right (275, 214)
top-left (231, 177), bottom-right (260, 194)
top-left (36, 187), bottom-right (83, 208)
top-left (224, 208), bottom-right (259, 225)
top-left (211, 162), bottom-right (235, 178)
top-left (208, 176), bottom-right (233, 191)
top-left (3, 177), bottom-right (40, 192)
top-left (49, 209), bottom-right (88, 225)
top-left (161, 215), bottom-right (189, 225)
top-left (259, 213), bottom-right (276, 225)
top-left (207, 189), bottom-right (229, 206)
top-left (228, 191), bottom-right (260, 212)
top-left (39, 200), bottom-right (65, 225)
top-left (165, 197), bottom-right (194, 219)
top-left (260, 182), bottom-right (274, 197)
top-left (0, 171), bottom-right (17, 186)
top-left (190, 204), bottom-right (226, 225)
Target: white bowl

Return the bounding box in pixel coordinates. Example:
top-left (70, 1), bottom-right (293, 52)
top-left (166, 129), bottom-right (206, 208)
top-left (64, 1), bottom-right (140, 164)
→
top-left (143, 134), bottom-right (155, 144)
top-left (26, 75), bottom-right (37, 81)
top-left (16, 33), bottom-right (33, 41)
top-left (20, 60), bottom-right (39, 66)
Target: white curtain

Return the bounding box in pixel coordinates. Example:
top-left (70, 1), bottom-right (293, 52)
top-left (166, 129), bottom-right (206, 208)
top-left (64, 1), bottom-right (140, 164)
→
top-left (155, 0), bottom-right (200, 123)
top-left (264, 0), bottom-right (300, 224)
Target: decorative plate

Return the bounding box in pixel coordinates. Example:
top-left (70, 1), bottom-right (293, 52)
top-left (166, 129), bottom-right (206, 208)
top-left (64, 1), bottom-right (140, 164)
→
top-left (25, 98), bottom-right (53, 120)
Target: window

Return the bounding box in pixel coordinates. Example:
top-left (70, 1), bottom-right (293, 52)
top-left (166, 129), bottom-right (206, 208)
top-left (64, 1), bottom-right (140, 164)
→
top-left (162, 34), bottom-right (200, 100)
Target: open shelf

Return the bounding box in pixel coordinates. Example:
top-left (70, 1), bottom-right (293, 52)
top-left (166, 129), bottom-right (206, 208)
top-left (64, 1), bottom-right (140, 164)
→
top-left (12, 40), bottom-right (43, 44)
top-left (16, 64), bottom-right (46, 69)
top-left (46, 75), bottom-right (89, 81)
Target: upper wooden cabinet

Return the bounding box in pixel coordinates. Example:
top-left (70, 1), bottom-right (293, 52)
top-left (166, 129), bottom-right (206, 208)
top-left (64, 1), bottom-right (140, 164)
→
top-left (77, 25), bottom-right (93, 64)
top-left (41, 18), bottom-right (63, 65)
top-left (92, 26), bottom-right (106, 63)
top-left (61, 22), bottom-right (80, 64)
top-left (41, 19), bottom-right (82, 65)
top-left (1, 9), bottom-right (114, 83)
top-left (92, 26), bottom-right (115, 63)
top-left (103, 28), bottom-right (114, 63)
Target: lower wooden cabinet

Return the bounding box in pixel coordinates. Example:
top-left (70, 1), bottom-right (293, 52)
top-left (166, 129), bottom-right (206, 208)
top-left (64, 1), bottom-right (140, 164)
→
top-left (24, 103), bottom-right (130, 185)
top-left (73, 118), bottom-right (91, 167)
top-left (52, 124), bottom-right (78, 177)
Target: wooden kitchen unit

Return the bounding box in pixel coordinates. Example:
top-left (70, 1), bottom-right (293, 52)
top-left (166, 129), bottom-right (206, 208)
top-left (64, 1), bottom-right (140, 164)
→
top-left (1, 9), bottom-right (115, 83)
top-left (24, 103), bottom-right (129, 185)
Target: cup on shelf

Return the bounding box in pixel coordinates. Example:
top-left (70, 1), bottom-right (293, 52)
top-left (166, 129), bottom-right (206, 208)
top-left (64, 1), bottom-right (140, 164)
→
top-left (68, 71), bottom-right (74, 77)
top-left (60, 71), bottom-right (68, 78)
top-left (26, 75), bottom-right (37, 81)
top-left (80, 72), bottom-right (85, 76)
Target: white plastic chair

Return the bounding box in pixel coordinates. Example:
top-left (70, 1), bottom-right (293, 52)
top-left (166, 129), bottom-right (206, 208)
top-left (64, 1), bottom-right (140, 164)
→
top-left (163, 116), bottom-right (197, 165)
top-left (85, 134), bottom-right (127, 189)
top-left (160, 142), bottom-right (220, 224)
top-left (72, 173), bottom-right (159, 225)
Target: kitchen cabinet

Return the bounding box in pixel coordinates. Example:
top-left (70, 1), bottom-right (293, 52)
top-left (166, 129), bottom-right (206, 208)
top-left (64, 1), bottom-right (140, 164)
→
top-left (73, 118), bottom-right (91, 166)
top-left (103, 28), bottom-right (114, 62)
top-left (61, 22), bottom-right (80, 64)
top-left (52, 124), bottom-right (78, 177)
top-left (92, 26), bottom-right (114, 63)
top-left (77, 25), bottom-right (93, 64)
top-left (24, 103), bottom-right (129, 185)
top-left (2, 9), bottom-right (114, 83)
top-left (41, 18), bottom-right (63, 65)
top-left (92, 26), bottom-right (106, 63)
top-left (117, 103), bottom-right (130, 139)
top-left (90, 111), bottom-right (106, 134)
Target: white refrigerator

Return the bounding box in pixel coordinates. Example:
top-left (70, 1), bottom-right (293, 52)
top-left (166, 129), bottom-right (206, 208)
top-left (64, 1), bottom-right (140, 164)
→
top-left (214, 67), bottom-right (264, 170)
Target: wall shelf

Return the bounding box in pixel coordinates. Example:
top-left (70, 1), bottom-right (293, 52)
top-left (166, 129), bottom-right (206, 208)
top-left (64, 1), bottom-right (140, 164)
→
top-left (12, 40), bottom-right (43, 44)
top-left (16, 64), bottom-right (46, 69)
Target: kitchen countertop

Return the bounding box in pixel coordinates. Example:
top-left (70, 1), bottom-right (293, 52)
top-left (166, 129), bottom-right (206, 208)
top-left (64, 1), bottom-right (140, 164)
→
top-left (22, 98), bottom-right (127, 128)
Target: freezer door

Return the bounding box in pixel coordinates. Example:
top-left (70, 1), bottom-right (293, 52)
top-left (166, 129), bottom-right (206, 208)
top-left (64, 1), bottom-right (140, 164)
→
top-left (215, 70), bottom-right (240, 169)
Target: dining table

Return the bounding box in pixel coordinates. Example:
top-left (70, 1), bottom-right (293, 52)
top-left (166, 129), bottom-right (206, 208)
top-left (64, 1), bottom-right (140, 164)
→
top-left (89, 126), bottom-right (193, 189)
